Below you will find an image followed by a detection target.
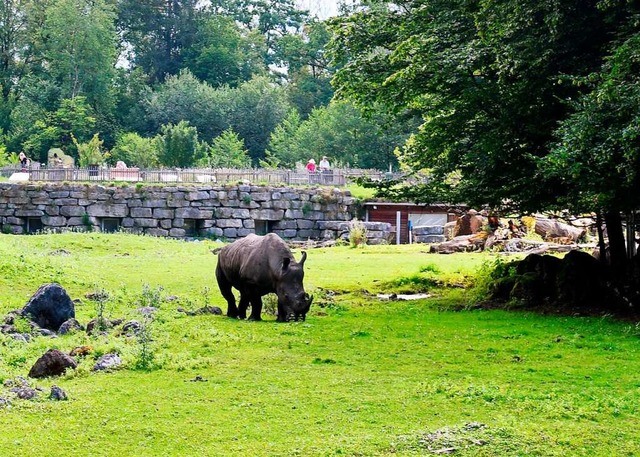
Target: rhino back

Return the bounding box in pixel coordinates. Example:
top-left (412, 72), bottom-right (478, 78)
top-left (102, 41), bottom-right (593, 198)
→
top-left (218, 234), bottom-right (292, 286)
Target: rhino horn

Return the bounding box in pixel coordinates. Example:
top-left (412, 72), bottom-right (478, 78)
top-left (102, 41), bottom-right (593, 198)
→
top-left (299, 251), bottom-right (307, 266)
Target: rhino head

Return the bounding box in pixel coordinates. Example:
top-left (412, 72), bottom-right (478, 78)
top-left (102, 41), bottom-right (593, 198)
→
top-left (276, 251), bottom-right (313, 322)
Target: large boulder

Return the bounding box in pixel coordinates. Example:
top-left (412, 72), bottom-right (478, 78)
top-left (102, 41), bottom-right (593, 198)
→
top-left (556, 250), bottom-right (606, 306)
top-left (454, 210), bottom-right (485, 237)
top-left (28, 349), bottom-right (77, 378)
top-left (21, 284), bottom-right (75, 332)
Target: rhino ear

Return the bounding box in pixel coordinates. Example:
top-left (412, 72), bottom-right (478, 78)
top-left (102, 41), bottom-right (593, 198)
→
top-left (282, 257), bottom-right (291, 272)
top-left (299, 251), bottom-right (307, 267)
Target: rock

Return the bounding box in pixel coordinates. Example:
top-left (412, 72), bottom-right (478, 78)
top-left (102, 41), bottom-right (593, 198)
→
top-left (556, 250), bottom-right (605, 306)
top-left (454, 210), bottom-right (485, 236)
top-left (0, 397), bottom-right (10, 407)
top-left (93, 353), bottom-right (122, 372)
top-left (28, 349), bottom-right (78, 378)
top-left (534, 217), bottom-right (586, 242)
top-left (177, 306), bottom-right (223, 316)
top-left (137, 306), bottom-right (159, 316)
top-left (69, 345), bottom-right (93, 357)
top-left (50, 385), bottom-right (68, 401)
top-left (11, 333), bottom-right (31, 343)
top-left (121, 320), bottom-right (142, 335)
top-left (57, 318), bottom-right (84, 335)
top-left (86, 318), bottom-right (122, 334)
top-left (36, 328), bottom-right (58, 338)
top-left (1, 324), bottom-right (17, 334)
top-left (11, 387), bottom-right (38, 400)
top-left (21, 283), bottom-right (75, 332)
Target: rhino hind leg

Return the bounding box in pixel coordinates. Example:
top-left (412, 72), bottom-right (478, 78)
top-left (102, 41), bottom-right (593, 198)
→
top-left (248, 295), bottom-right (263, 321)
top-left (238, 294), bottom-right (250, 320)
top-left (216, 265), bottom-right (238, 318)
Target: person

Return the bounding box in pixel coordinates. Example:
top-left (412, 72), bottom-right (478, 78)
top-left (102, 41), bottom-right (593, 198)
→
top-left (306, 158), bottom-right (317, 183)
top-left (19, 152), bottom-right (28, 172)
top-left (319, 156), bottom-right (330, 172)
top-left (306, 158), bottom-right (316, 173)
top-left (319, 156), bottom-right (331, 183)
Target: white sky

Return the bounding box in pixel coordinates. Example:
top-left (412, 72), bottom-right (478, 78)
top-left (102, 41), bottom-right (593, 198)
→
top-left (296, 0), bottom-right (340, 19)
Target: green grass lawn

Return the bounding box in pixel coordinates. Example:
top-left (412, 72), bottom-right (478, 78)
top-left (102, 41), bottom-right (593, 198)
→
top-left (0, 233), bottom-right (638, 456)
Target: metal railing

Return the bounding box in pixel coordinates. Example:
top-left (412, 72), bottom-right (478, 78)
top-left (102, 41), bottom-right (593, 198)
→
top-left (1, 166), bottom-right (389, 187)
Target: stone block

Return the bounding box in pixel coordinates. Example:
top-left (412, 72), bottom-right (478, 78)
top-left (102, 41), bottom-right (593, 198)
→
top-left (133, 218), bottom-right (158, 228)
top-left (146, 228), bottom-right (169, 237)
top-left (60, 206), bottom-right (86, 217)
top-left (169, 228), bottom-right (186, 237)
top-left (216, 219), bottom-right (243, 228)
top-left (131, 207), bottom-right (152, 218)
top-left (223, 228), bottom-right (238, 238)
top-left (87, 203), bottom-right (128, 217)
top-left (153, 208), bottom-right (174, 219)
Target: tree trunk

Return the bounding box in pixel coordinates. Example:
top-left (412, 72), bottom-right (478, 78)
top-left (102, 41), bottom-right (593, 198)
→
top-left (596, 212), bottom-right (607, 265)
top-left (605, 210), bottom-right (627, 275)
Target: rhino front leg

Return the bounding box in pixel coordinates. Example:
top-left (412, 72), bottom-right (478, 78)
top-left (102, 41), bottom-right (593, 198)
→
top-left (248, 295), bottom-right (263, 321)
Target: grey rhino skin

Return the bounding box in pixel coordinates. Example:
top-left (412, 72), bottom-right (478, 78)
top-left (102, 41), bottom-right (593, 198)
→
top-left (215, 233), bottom-right (312, 321)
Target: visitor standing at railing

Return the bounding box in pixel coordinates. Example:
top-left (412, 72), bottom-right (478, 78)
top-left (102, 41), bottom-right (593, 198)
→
top-left (319, 156), bottom-right (331, 184)
top-left (19, 152), bottom-right (29, 172)
top-left (306, 158), bottom-right (317, 183)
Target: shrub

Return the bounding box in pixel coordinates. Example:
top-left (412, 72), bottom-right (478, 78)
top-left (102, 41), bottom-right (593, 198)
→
top-left (349, 219), bottom-right (368, 248)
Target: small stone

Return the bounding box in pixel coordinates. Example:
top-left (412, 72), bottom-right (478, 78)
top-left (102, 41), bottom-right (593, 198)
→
top-left (11, 387), bottom-right (38, 400)
top-left (137, 307), bottom-right (158, 316)
top-left (93, 353), bottom-right (122, 372)
top-left (50, 385), bottom-right (68, 401)
top-left (58, 318), bottom-right (84, 335)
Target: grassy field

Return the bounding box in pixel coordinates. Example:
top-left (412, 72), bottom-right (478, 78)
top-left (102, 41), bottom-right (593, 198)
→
top-left (0, 233), bottom-right (638, 456)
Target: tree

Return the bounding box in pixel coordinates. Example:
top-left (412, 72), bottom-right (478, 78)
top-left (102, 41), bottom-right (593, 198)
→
top-left (0, 0), bottom-right (31, 99)
top-left (110, 132), bottom-right (159, 168)
top-left (143, 70), bottom-right (229, 141)
top-left (329, 1), bottom-right (623, 206)
top-left (43, 0), bottom-right (118, 111)
top-left (201, 129), bottom-right (252, 168)
top-left (264, 110), bottom-right (303, 168)
top-left (184, 15), bottom-right (267, 88)
top-left (225, 76), bottom-right (292, 164)
top-left (117, 0), bottom-right (201, 83)
top-left (155, 120), bottom-right (204, 168)
top-left (208, 0), bottom-right (309, 62)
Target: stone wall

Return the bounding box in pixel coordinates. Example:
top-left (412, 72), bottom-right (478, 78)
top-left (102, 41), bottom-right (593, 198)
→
top-left (0, 183), bottom-right (391, 242)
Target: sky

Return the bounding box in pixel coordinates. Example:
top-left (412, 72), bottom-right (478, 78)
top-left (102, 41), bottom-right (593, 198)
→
top-left (296, 0), bottom-right (340, 19)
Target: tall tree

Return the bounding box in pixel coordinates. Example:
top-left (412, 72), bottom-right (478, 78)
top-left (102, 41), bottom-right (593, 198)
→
top-left (329, 0), bottom-right (616, 209)
top-left (43, 0), bottom-right (118, 111)
top-left (117, 0), bottom-right (200, 83)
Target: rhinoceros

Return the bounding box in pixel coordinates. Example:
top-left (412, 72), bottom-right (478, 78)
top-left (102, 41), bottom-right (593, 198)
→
top-left (215, 233), bottom-right (313, 321)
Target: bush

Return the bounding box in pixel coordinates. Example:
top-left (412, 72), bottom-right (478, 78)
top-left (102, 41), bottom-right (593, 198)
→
top-left (349, 219), bottom-right (368, 248)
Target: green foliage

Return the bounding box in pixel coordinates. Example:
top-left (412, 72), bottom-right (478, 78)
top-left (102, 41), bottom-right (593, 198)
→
top-left (110, 132), bottom-right (158, 168)
top-left (155, 120), bottom-right (204, 168)
top-left (74, 133), bottom-right (108, 167)
top-left (201, 129), bottom-right (251, 169)
top-left (348, 218), bottom-right (368, 248)
top-left (328, 0), bottom-right (637, 214)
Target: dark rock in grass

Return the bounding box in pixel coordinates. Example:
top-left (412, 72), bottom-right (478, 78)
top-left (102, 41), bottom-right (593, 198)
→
top-left (93, 353), bottom-right (122, 372)
top-left (0, 397), bottom-right (10, 407)
top-left (50, 385), bottom-right (68, 401)
top-left (177, 306), bottom-right (223, 316)
top-left (121, 320), bottom-right (142, 336)
top-left (137, 306), bottom-right (158, 316)
top-left (11, 333), bottom-right (31, 343)
top-left (1, 324), bottom-right (17, 334)
top-left (556, 250), bottom-right (606, 306)
top-left (57, 318), bottom-right (84, 335)
top-left (21, 283), bottom-right (75, 332)
top-left (86, 318), bottom-right (124, 335)
top-left (28, 349), bottom-right (78, 378)
top-left (35, 328), bottom-right (58, 338)
top-left (11, 386), bottom-right (38, 400)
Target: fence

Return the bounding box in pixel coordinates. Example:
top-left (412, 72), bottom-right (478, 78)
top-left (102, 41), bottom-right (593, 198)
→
top-left (1, 165), bottom-right (388, 187)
